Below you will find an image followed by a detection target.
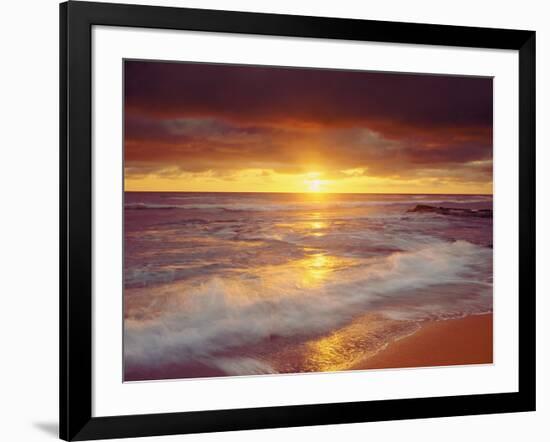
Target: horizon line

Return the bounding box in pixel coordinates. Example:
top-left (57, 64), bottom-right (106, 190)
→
top-left (124, 190), bottom-right (493, 196)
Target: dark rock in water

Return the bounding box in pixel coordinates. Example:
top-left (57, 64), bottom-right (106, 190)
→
top-left (407, 204), bottom-right (492, 218)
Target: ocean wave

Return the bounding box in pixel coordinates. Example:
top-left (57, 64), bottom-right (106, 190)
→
top-left (125, 198), bottom-right (491, 212)
top-left (124, 240), bottom-right (492, 371)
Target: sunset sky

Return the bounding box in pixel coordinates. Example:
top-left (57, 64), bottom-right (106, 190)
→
top-left (124, 60), bottom-right (493, 194)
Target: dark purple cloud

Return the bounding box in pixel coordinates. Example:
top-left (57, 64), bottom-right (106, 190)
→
top-left (125, 60), bottom-right (492, 129)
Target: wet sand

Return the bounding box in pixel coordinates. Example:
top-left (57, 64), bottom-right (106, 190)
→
top-left (353, 313), bottom-right (493, 370)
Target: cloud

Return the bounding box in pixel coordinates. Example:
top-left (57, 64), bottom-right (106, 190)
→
top-left (126, 116), bottom-right (491, 181)
top-left (125, 61), bottom-right (492, 129)
top-left (124, 61), bottom-right (493, 188)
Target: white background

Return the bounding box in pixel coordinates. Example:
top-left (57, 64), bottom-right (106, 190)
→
top-left (0, 0), bottom-right (548, 441)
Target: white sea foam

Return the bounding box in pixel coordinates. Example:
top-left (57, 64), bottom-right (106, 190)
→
top-left (124, 240), bottom-right (492, 370)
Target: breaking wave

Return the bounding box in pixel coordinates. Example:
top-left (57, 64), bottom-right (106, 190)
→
top-left (124, 240), bottom-right (492, 370)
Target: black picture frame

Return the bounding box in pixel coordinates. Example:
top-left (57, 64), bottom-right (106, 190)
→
top-left (60, 1), bottom-right (536, 440)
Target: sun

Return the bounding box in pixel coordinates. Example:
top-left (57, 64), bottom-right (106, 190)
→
top-left (307, 179), bottom-right (322, 192)
top-left (303, 172), bottom-right (327, 193)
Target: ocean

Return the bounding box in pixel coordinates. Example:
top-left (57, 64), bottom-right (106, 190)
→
top-left (124, 192), bottom-right (493, 381)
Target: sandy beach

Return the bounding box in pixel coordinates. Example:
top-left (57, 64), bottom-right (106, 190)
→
top-left (353, 313), bottom-right (493, 371)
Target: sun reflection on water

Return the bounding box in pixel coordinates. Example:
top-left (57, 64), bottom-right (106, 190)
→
top-left (296, 253), bottom-right (340, 287)
top-left (308, 220), bottom-right (327, 237)
top-left (301, 316), bottom-right (420, 372)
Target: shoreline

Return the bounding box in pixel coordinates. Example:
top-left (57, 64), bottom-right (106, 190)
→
top-left (126, 313), bottom-right (494, 381)
top-left (352, 313), bottom-right (493, 371)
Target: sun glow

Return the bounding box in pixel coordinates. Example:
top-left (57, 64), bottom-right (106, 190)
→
top-left (308, 179), bottom-right (322, 192)
top-left (304, 173), bottom-right (326, 193)
top-left (125, 167), bottom-right (493, 195)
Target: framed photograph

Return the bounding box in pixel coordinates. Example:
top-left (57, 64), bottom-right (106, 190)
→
top-left (60, 1), bottom-right (536, 440)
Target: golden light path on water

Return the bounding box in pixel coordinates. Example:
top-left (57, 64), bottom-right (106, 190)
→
top-left (302, 316), bottom-right (420, 372)
top-left (245, 240), bottom-right (418, 373)
top-left (246, 214), bottom-right (422, 373)
top-left (297, 253), bottom-right (336, 287)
